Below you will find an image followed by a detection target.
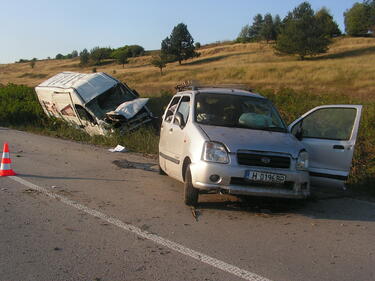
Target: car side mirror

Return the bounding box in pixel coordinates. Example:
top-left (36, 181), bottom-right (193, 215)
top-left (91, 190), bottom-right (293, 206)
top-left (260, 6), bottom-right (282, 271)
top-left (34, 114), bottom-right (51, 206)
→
top-left (294, 122), bottom-right (304, 141)
top-left (174, 112), bottom-right (185, 129)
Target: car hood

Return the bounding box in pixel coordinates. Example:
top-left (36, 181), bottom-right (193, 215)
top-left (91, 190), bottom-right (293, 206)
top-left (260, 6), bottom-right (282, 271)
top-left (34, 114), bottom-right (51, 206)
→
top-left (199, 125), bottom-right (304, 158)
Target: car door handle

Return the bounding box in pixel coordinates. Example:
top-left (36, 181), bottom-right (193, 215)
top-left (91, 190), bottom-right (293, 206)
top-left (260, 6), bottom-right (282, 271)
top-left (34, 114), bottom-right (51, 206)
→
top-left (333, 145), bottom-right (345, 150)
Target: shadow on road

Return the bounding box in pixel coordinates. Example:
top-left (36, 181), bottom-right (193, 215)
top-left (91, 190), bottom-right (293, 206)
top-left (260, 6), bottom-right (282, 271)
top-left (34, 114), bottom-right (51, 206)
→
top-left (195, 190), bottom-right (375, 222)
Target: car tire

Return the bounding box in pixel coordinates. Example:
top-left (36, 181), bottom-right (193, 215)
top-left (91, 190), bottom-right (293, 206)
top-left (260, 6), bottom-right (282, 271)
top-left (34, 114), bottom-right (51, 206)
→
top-left (158, 163), bottom-right (167, 175)
top-left (184, 166), bottom-right (199, 206)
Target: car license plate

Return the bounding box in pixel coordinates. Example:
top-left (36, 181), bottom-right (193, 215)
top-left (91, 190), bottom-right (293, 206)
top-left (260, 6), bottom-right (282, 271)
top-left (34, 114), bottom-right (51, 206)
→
top-left (245, 171), bottom-right (286, 184)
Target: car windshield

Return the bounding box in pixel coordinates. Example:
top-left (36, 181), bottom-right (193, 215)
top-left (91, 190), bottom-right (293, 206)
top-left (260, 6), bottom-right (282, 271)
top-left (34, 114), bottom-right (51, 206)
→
top-left (195, 93), bottom-right (287, 132)
top-left (86, 84), bottom-right (135, 118)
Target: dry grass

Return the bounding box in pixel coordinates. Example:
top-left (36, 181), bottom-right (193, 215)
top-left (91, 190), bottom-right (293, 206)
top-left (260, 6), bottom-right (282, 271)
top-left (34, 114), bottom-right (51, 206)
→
top-left (1, 37), bottom-right (375, 98)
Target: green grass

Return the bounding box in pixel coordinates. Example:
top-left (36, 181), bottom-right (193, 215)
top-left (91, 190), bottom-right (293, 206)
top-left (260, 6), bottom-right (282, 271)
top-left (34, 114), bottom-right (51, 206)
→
top-left (0, 84), bottom-right (374, 196)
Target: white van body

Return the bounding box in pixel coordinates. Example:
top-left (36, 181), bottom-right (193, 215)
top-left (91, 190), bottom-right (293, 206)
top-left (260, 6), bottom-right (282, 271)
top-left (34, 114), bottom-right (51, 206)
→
top-left (35, 72), bottom-right (153, 135)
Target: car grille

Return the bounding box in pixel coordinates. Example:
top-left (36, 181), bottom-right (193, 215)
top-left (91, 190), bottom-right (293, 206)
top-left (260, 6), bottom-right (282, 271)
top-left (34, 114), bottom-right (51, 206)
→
top-left (230, 177), bottom-right (294, 190)
top-left (237, 152), bottom-right (291, 169)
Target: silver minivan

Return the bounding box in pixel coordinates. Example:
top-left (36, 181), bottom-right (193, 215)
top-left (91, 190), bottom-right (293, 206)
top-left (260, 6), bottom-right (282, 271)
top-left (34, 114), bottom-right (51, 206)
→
top-left (158, 87), bottom-right (362, 206)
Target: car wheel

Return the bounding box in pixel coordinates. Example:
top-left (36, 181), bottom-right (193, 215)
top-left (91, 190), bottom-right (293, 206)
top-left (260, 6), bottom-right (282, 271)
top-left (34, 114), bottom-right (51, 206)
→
top-left (184, 166), bottom-right (199, 206)
top-left (158, 161), bottom-right (166, 175)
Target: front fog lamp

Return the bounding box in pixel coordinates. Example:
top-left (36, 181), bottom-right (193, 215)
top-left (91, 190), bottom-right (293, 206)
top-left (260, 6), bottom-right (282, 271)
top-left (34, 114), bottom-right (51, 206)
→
top-left (202, 142), bottom-right (229, 164)
top-left (296, 151), bottom-right (309, 170)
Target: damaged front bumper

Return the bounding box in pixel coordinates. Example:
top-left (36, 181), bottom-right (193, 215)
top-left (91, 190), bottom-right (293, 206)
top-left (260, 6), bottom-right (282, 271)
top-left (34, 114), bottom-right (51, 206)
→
top-left (104, 109), bottom-right (153, 133)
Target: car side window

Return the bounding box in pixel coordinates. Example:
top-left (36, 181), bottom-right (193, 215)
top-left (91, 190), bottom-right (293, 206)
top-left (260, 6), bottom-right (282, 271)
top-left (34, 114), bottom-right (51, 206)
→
top-left (174, 96), bottom-right (190, 126)
top-left (292, 108), bottom-right (357, 140)
top-left (164, 96), bottom-right (181, 123)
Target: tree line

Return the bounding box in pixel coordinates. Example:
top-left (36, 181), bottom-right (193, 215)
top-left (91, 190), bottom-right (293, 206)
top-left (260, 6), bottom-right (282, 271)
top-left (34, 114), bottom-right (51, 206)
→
top-left (17, 45), bottom-right (145, 68)
top-left (78, 45), bottom-right (145, 67)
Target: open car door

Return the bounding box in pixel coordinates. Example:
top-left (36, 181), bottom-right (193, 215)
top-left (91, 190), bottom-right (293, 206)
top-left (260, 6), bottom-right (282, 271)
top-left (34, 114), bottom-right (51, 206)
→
top-left (289, 105), bottom-right (362, 188)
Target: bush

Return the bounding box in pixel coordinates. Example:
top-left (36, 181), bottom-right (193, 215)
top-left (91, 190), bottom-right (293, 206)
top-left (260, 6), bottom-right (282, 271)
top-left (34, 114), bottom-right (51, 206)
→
top-left (0, 84), bottom-right (45, 126)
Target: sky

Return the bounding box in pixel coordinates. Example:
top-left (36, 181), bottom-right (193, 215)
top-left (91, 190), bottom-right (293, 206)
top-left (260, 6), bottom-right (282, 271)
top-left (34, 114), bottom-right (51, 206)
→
top-left (0, 0), bottom-right (360, 64)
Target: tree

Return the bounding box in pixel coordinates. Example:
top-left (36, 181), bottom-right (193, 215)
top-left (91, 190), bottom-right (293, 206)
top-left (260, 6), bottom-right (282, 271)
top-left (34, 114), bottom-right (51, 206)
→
top-left (90, 46), bottom-right (112, 65)
top-left (30, 58), bottom-right (36, 69)
top-left (273, 15), bottom-right (282, 39)
top-left (236, 24), bottom-right (252, 42)
top-left (249, 14), bottom-right (264, 41)
top-left (161, 23), bottom-right (198, 65)
top-left (260, 14), bottom-right (276, 42)
top-left (150, 54), bottom-right (167, 75)
top-left (79, 49), bottom-right (90, 66)
top-left (344, 1), bottom-right (375, 36)
top-left (275, 2), bottom-right (331, 59)
top-left (316, 8), bottom-right (341, 37)
top-left (55, 53), bottom-right (64, 59)
top-left (112, 47), bottom-right (131, 67)
top-left (127, 45), bottom-right (145, 57)
top-left (71, 50), bottom-right (78, 58)
top-left (368, 0), bottom-right (375, 34)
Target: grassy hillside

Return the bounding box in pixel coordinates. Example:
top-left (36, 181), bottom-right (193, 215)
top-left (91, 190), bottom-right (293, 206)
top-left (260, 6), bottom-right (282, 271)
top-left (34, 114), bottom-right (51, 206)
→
top-left (1, 37), bottom-right (375, 98)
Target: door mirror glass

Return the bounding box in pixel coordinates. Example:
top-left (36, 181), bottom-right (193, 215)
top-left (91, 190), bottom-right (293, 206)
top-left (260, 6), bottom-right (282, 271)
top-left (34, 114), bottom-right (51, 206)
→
top-left (174, 112), bottom-right (185, 129)
top-left (294, 122), bottom-right (304, 141)
top-left (174, 96), bottom-right (190, 129)
top-left (291, 108), bottom-right (357, 141)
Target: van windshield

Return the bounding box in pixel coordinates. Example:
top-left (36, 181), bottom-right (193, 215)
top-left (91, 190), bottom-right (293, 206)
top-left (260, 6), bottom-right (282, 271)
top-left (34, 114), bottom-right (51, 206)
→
top-left (86, 84), bottom-right (135, 117)
top-left (195, 93), bottom-right (287, 132)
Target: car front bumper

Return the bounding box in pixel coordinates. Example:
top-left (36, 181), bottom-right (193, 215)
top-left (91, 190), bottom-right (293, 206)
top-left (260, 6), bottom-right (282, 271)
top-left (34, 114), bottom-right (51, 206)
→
top-left (189, 161), bottom-right (310, 199)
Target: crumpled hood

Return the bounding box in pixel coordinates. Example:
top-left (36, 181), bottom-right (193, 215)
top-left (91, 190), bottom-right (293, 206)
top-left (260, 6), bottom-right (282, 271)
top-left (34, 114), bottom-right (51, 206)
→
top-left (199, 125), bottom-right (304, 158)
top-left (106, 98), bottom-right (149, 119)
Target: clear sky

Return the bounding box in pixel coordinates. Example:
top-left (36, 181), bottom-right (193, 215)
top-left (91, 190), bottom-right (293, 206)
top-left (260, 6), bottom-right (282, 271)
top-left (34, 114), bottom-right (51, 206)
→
top-left (0, 0), bottom-right (359, 64)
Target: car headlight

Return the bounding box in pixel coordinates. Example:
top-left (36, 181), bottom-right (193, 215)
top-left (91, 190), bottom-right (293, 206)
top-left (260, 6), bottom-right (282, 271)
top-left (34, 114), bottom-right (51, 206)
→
top-left (296, 151), bottom-right (309, 170)
top-left (202, 141), bottom-right (229, 164)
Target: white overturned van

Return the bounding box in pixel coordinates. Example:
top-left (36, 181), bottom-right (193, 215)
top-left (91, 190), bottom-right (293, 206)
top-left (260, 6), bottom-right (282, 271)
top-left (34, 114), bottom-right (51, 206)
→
top-left (35, 72), bottom-right (153, 135)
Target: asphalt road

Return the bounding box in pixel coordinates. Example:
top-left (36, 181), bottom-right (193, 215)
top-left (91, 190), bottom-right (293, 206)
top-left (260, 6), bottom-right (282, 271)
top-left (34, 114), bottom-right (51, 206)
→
top-left (0, 128), bottom-right (374, 281)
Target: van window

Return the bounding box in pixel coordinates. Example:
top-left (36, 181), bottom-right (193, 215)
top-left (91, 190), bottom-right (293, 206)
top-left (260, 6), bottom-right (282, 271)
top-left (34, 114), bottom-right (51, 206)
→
top-left (60, 104), bottom-right (76, 117)
top-left (75, 105), bottom-right (96, 124)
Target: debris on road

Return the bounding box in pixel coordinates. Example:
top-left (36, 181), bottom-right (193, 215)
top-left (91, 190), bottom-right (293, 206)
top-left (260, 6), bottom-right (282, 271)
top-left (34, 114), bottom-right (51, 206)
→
top-left (112, 159), bottom-right (157, 172)
top-left (191, 206), bottom-right (200, 221)
top-left (108, 145), bottom-right (127, 153)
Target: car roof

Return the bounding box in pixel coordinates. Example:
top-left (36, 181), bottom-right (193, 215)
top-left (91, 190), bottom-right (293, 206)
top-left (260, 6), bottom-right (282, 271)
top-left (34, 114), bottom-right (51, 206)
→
top-left (36, 72), bottom-right (119, 104)
top-left (176, 87), bottom-right (265, 99)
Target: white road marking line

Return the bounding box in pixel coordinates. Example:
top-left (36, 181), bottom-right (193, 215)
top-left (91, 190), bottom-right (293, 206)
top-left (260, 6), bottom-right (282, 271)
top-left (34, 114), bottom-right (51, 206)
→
top-left (9, 176), bottom-right (272, 281)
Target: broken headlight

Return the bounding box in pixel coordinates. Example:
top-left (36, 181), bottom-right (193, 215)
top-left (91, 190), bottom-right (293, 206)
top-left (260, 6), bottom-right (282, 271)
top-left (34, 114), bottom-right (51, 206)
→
top-left (202, 141), bottom-right (229, 164)
top-left (296, 151), bottom-right (309, 171)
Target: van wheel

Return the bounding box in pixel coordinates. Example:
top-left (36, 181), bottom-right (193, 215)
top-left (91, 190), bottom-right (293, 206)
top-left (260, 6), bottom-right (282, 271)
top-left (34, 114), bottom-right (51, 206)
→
top-left (184, 166), bottom-right (199, 206)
